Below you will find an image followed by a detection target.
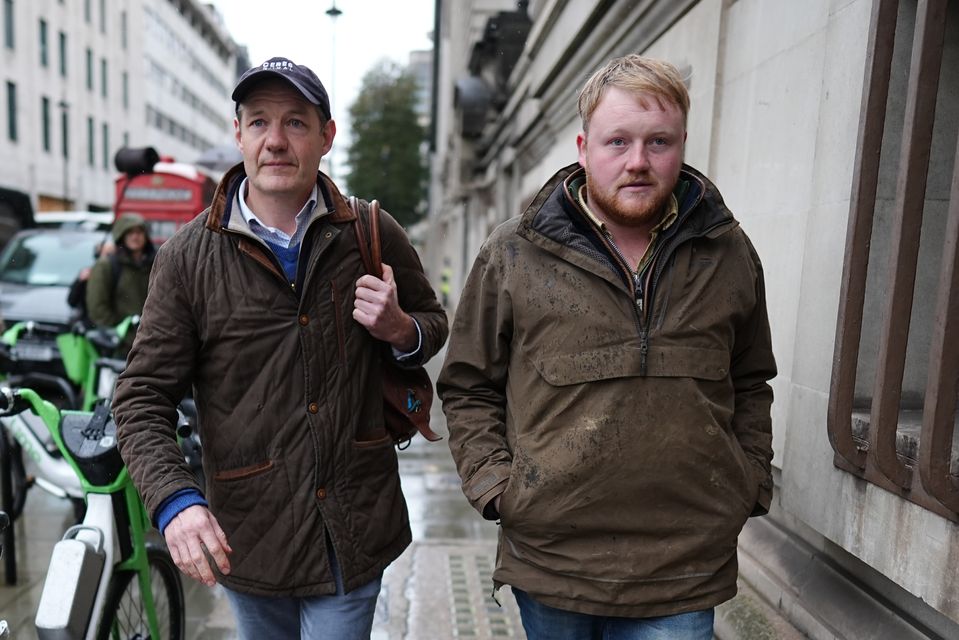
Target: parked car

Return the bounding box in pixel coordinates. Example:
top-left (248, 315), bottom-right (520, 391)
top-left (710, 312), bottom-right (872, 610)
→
top-left (0, 227), bottom-right (108, 382)
top-left (33, 211), bottom-right (114, 232)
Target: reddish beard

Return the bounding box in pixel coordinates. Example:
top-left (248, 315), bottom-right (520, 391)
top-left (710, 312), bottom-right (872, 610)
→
top-left (585, 171), bottom-right (675, 229)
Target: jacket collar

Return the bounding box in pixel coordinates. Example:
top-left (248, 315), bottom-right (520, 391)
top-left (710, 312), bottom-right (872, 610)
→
top-left (205, 162), bottom-right (356, 233)
top-left (519, 162), bottom-right (734, 247)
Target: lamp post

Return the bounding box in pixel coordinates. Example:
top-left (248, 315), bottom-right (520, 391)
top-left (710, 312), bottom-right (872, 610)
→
top-left (326, 1), bottom-right (342, 182)
top-left (58, 99), bottom-right (70, 208)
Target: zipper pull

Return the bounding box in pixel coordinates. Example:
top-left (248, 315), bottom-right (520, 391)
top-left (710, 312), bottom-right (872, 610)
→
top-left (640, 333), bottom-right (649, 376)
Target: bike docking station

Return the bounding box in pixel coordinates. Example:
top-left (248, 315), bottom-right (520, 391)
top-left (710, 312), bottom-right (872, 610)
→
top-left (35, 402), bottom-right (119, 639)
top-left (0, 329), bottom-right (188, 637)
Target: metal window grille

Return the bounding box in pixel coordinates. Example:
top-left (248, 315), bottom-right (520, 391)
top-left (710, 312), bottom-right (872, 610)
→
top-left (828, 0), bottom-right (959, 520)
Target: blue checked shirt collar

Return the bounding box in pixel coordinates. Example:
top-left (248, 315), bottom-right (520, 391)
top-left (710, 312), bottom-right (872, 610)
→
top-left (237, 178), bottom-right (318, 249)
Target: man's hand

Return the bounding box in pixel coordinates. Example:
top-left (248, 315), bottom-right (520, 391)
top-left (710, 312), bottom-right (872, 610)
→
top-left (354, 264), bottom-right (417, 351)
top-left (164, 505), bottom-right (232, 587)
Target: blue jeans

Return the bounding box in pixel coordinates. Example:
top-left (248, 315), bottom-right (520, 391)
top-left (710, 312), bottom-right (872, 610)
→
top-left (223, 545), bottom-right (382, 640)
top-left (513, 588), bottom-right (714, 640)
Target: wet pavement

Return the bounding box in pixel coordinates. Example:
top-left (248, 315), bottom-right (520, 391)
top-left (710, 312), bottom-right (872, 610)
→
top-left (0, 350), bottom-right (526, 639)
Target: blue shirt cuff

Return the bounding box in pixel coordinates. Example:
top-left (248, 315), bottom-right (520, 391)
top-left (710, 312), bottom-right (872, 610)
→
top-left (156, 488), bottom-right (208, 536)
top-left (392, 317), bottom-right (423, 361)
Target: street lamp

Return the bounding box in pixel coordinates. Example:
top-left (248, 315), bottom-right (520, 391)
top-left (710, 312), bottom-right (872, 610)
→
top-left (58, 99), bottom-right (70, 208)
top-left (326, 2), bottom-right (342, 181)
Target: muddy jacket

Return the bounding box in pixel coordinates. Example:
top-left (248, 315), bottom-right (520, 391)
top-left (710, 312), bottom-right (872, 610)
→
top-left (438, 163), bottom-right (776, 617)
top-left (114, 164), bottom-right (448, 597)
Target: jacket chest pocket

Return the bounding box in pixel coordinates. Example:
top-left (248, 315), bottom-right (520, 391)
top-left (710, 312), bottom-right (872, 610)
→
top-left (532, 344), bottom-right (730, 386)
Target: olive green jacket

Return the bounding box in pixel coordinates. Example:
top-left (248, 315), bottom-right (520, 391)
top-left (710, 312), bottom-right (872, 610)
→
top-left (438, 163), bottom-right (776, 617)
top-left (86, 214), bottom-right (155, 327)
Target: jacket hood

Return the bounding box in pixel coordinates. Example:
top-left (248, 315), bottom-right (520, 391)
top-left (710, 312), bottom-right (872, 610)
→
top-left (112, 212), bottom-right (156, 258)
top-left (112, 212), bottom-right (150, 243)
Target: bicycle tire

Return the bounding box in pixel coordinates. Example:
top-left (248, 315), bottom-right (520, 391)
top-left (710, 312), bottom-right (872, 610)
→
top-left (0, 426), bottom-right (28, 585)
top-left (96, 544), bottom-right (185, 640)
top-left (0, 426), bottom-right (29, 520)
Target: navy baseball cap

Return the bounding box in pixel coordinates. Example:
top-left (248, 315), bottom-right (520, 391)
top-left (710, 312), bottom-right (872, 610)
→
top-left (232, 57), bottom-right (332, 120)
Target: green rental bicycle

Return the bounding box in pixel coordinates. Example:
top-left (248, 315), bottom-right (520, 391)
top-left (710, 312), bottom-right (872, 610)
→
top-left (0, 385), bottom-right (185, 639)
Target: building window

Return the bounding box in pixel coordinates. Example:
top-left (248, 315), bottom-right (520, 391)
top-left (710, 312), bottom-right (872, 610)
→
top-left (58, 31), bottom-right (67, 77)
top-left (86, 116), bottom-right (94, 166)
top-left (122, 71), bottom-right (128, 109)
top-left (60, 102), bottom-right (68, 159)
top-left (827, 0), bottom-right (959, 519)
top-left (100, 58), bottom-right (107, 98)
top-left (120, 10), bottom-right (127, 49)
top-left (41, 96), bottom-right (51, 152)
top-left (38, 19), bottom-right (47, 67)
top-left (122, 131), bottom-right (128, 147)
top-left (84, 0), bottom-right (91, 24)
top-left (98, 0), bottom-right (105, 34)
top-left (5, 81), bottom-right (16, 141)
top-left (101, 122), bottom-right (108, 169)
top-left (3, 0), bottom-right (13, 50)
top-left (85, 48), bottom-right (93, 90)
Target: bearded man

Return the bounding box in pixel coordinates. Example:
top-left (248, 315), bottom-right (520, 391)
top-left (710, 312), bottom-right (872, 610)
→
top-left (438, 54), bottom-right (777, 640)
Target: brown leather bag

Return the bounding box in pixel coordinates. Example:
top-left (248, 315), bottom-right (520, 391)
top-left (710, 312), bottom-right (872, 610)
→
top-left (349, 197), bottom-right (441, 448)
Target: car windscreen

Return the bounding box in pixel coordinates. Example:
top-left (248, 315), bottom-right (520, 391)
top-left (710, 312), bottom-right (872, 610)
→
top-left (0, 231), bottom-right (103, 286)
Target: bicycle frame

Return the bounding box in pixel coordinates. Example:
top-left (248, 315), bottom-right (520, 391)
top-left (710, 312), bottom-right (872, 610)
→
top-left (56, 315), bottom-right (137, 412)
top-left (0, 412), bottom-right (83, 500)
top-left (9, 388), bottom-right (166, 639)
top-left (0, 317), bottom-right (133, 584)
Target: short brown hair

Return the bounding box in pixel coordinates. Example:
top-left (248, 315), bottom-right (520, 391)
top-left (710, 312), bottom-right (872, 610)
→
top-left (577, 55), bottom-right (690, 132)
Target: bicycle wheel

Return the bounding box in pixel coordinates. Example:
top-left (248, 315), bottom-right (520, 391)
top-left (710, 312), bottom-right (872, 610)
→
top-left (97, 544), bottom-right (185, 640)
top-left (0, 427), bottom-right (27, 585)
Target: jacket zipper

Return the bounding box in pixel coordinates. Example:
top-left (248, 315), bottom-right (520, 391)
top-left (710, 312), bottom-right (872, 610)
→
top-left (582, 223), bottom-right (647, 342)
top-left (637, 217), bottom-right (733, 374)
top-left (564, 173), bottom-right (733, 376)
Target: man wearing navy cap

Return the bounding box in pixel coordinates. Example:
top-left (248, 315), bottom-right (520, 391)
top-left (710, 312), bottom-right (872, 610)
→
top-left (113, 57), bottom-right (447, 638)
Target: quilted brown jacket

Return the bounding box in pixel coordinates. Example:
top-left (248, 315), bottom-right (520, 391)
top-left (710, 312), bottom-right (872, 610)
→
top-left (438, 163), bottom-right (776, 617)
top-left (114, 164), bottom-right (447, 596)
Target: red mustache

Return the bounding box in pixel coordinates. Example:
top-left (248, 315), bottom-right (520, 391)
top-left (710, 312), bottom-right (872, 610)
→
top-left (618, 175), bottom-right (656, 188)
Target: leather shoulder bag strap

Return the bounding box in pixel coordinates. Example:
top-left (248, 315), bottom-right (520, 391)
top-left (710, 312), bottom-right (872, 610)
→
top-left (368, 199), bottom-right (383, 279)
top-left (349, 196), bottom-right (383, 279)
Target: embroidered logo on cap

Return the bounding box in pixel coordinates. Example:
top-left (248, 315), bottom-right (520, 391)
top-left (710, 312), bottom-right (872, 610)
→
top-left (262, 60), bottom-right (295, 71)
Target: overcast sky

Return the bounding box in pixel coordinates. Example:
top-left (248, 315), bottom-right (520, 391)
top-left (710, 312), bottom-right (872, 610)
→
top-left (209, 0), bottom-right (435, 179)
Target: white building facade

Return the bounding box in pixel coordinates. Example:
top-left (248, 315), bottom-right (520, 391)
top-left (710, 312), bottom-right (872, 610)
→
top-left (427, 1), bottom-right (959, 638)
top-left (0, 0), bottom-right (237, 216)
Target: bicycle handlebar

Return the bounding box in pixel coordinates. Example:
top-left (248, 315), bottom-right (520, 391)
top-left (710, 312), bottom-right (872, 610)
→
top-left (0, 386), bottom-right (31, 416)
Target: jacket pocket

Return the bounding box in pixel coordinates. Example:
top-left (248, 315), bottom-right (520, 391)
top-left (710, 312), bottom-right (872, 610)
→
top-left (532, 345), bottom-right (729, 385)
top-left (726, 434), bottom-right (761, 513)
top-left (212, 460), bottom-right (274, 482)
top-left (207, 458), bottom-right (295, 587)
top-left (353, 429), bottom-right (392, 449)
